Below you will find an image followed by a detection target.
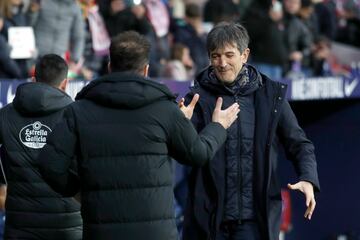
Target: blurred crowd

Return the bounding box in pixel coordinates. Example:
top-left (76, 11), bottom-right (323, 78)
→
top-left (0, 0), bottom-right (359, 81)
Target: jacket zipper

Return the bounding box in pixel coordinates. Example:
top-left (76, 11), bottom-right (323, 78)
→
top-left (235, 95), bottom-right (243, 224)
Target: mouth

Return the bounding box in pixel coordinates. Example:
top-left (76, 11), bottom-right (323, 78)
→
top-left (217, 68), bottom-right (229, 73)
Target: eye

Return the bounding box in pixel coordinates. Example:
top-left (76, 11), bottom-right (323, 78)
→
top-left (211, 54), bottom-right (219, 59)
top-left (226, 54), bottom-right (234, 58)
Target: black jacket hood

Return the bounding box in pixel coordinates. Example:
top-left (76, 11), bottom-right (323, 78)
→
top-left (194, 64), bottom-right (263, 96)
top-left (13, 82), bottom-right (73, 116)
top-left (76, 72), bottom-right (176, 109)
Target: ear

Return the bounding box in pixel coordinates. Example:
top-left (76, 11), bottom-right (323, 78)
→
top-left (143, 64), bottom-right (149, 77)
top-left (242, 48), bottom-right (250, 63)
top-left (58, 78), bottom-right (69, 92)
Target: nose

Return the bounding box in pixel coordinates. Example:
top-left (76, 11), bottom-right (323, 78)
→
top-left (219, 57), bottom-right (227, 68)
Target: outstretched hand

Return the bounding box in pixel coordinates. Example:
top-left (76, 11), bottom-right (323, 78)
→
top-left (179, 94), bottom-right (200, 120)
top-left (288, 181), bottom-right (316, 220)
top-left (212, 97), bottom-right (240, 129)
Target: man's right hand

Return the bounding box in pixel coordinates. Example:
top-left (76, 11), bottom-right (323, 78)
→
top-left (212, 97), bottom-right (240, 129)
top-left (179, 94), bottom-right (199, 120)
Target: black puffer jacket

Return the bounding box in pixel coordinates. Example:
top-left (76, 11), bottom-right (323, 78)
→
top-left (0, 82), bottom-right (82, 240)
top-left (39, 72), bottom-right (227, 240)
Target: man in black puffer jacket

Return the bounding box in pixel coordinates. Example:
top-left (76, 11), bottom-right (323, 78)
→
top-left (38, 31), bottom-right (240, 240)
top-left (0, 54), bottom-right (82, 239)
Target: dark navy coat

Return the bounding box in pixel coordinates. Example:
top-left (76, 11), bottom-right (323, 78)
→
top-left (183, 66), bottom-right (320, 240)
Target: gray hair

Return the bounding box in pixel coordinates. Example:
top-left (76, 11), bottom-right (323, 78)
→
top-left (207, 22), bottom-right (250, 55)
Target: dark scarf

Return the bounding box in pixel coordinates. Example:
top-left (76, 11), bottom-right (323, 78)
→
top-left (209, 64), bottom-right (262, 96)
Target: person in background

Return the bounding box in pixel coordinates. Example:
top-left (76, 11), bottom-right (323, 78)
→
top-left (203, 0), bottom-right (239, 24)
top-left (173, 3), bottom-right (209, 73)
top-left (297, 0), bottom-right (319, 40)
top-left (312, 35), bottom-right (333, 76)
top-left (0, 0), bottom-right (29, 40)
top-left (143, 0), bottom-right (171, 77)
top-left (312, 0), bottom-right (337, 40)
top-left (333, 0), bottom-right (360, 47)
top-left (244, 0), bottom-right (287, 80)
top-left (0, 14), bottom-right (22, 79)
top-left (297, 0), bottom-right (333, 77)
top-left (283, 0), bottom-right (314, 76)
top-left (164, 43), bottom-right (194, 81)
top-left (0, 0), bottom-right (34, 78)
top-left (77, 0), bottom-right (110, 80)
top-left (245, 0), bottom-right (313, 79)
top-left (99, 0), bottom-right (151, 37)
top-left (29, 0), bottom-right (85, 73)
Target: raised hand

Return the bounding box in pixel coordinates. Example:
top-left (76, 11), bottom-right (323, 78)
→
top-left (179, 94), bottom-right (200, 120)
top-left (212, 97), bottom-right (240, 129)
top-left (288, 181), bottom-right (316, 220)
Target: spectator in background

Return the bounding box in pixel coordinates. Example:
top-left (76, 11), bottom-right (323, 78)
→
top-left (164, 43), bottom-right (194, 81)
top-left (312, 35), bottom-right (333, 76)
top-left (203, 0), bottom-right (267, 22)
top-left (0, 54), bottom-right (82, 240)
top-left (0, 0), bottom-right (29, 39)
top-left (99, 0), bottom-right (151, 37)
top-left (169, 0), bottom-right (185, 19)
top-left (283, 0), bottom-right (314, 76)
top-left (244, 1), bottom-right (287, 80)
top-left (297, 0), bottom-right (334, 77)
top-left (0, 14), bottom-right (22, 79)
top-left (29, 0), bottom-right (85, 71)
top-left (143, 0), bottom-right (171, 77)
top-left (245, 0), bottom-right (313, 78)
top-left (234, 0), bottom-right (255, 20)
top-left (173, 3), bottom-right (209, 73)
top-left (203, 0), bottom-right (239, 24)
top-left (298, 0), bottom-right (319, 40)
top-left (78, 0), bottom-right (111, 80)
top-left (312, 0), bottom-right (337, 40)
top-left (0, 0), bottom-right (33, 78)
top-left (333, 0), bottom-right (360, 47)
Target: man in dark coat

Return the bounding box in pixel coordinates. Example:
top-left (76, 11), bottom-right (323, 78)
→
top-left (37, 31), bottom-right (240, 240)
top-left (182, 22), bottom-right (320, 240)
top-left (0, 54), bottom-right (82, 239)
